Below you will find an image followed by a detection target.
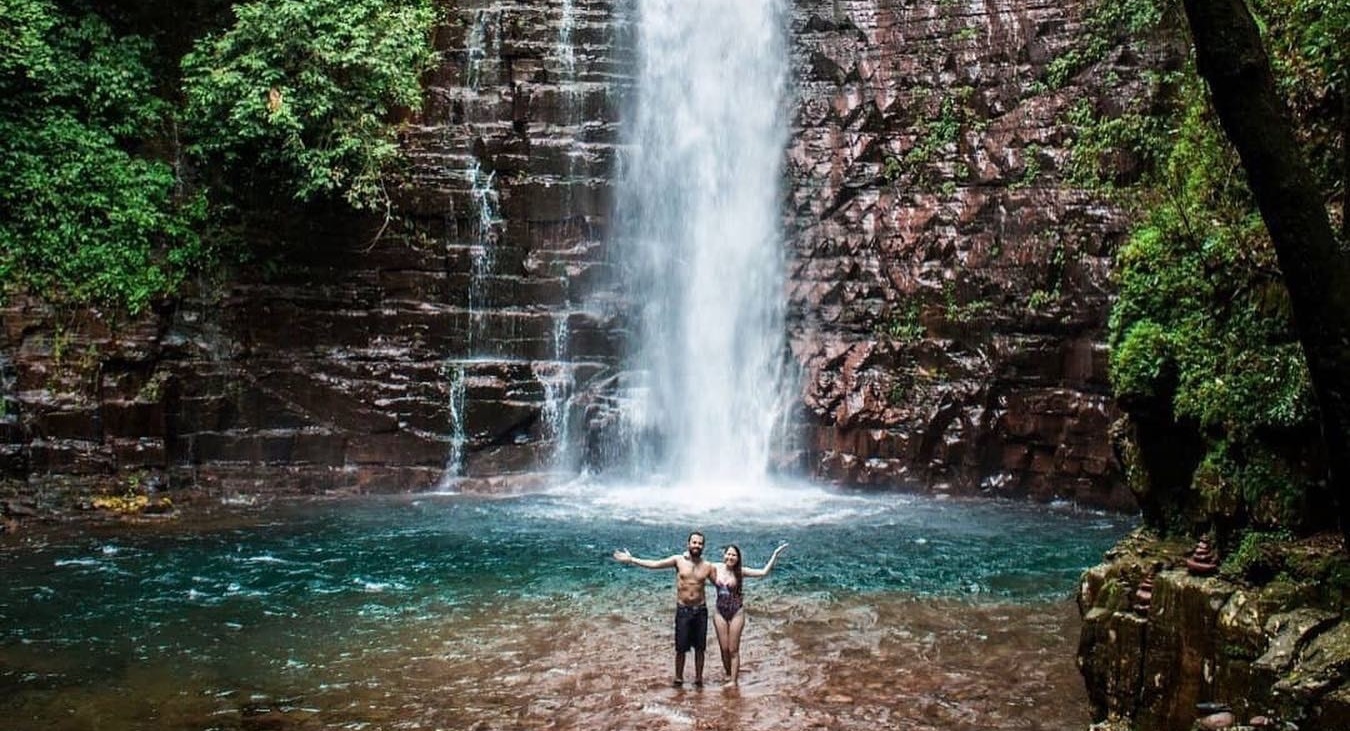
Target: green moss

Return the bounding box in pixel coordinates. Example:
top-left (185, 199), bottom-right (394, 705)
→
top-left (1106, 73), bottom-right (1324, 536)
top-left (1098, 577), bottom-right (1129, 613)
top-left (1221, 529), bottom-right (1292, 583)
top-left (881, 302), bottom-right (925, 343)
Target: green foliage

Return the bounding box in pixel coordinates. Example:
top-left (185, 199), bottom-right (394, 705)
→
top-left (1110, 319), bottom-right (1168, 397)
top-left (1010, 144), bottom-right (1042, 190)
top-left (181, 0), bottom-right (436, 210)
top-left (1196, 442), bottom-right (1310, 530)
top-left (899, 96), bottom-right (965, 189)
top-left (881, 155), bottom-right (903, 183)
top-left (1065, 99), bottom-right (1171, 188)
top-left (1026, 288), bottom-right (1056, 310)
top-left (1043, 0), bottom-right (1171, 89)
top-left (882, 302), bottom-right (925, 343)
top-left (887, 371), bottom-right (914, 405)
top-left (1220, 529), bottom-right (1292, 583)
top-left (943, 282), bottom-right (991, 323)
top-left (0, 1), bottom-right (206, 313)
top-left (1252, 0), bottom-right (1348, 208)
top-left (1109, 91), bottom-right (1315, 435)
top-left (0, 0), bottom-right (438, 313)
top-left (1108, 72), bottom-right (1323, 534)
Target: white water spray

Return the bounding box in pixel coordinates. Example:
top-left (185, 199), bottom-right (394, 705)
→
top-left (466, 161), bottom-right (502, 351)
top-left (438, 364), bottom-right (468, 488)
top-left (614, 0), bottom-right (792, 491)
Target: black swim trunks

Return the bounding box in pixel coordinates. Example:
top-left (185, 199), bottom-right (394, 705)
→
top-left (674, 604), bottom-right (708, 653)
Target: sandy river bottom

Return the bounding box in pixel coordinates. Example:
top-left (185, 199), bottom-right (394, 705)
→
top-left (5, 592), bottom-right (1089, 731)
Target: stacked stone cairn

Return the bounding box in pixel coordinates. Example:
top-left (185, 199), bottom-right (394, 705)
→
top-left (1184, 537), bottom-right (1220, 576)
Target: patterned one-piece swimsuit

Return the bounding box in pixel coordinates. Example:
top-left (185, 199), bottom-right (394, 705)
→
top-left (715, 580), bottom-right (742, 621)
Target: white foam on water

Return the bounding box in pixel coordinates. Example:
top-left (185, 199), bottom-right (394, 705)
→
top-left (540, 475), bottom-right (889, 526)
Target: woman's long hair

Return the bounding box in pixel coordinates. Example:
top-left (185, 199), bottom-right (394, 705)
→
top-left (726, 545), bottom-right (744, 598)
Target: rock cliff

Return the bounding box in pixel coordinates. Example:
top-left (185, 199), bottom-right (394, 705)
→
top-left (1078, 531), bottom-right (1350, 730)
top-left (783, 0), bottom-right (1180, 509)
top-left (0, 0), bottom-right (1164, 508)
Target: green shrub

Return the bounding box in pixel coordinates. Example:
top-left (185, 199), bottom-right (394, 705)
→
top-left (181, 0), bottom-right (437, 210)
top-left (1220, 529), bottom-right (1291, 583)
top-left (1042, 0), bottom-right (1170, 90)
top-left (882, 302), bottom-right (925, 343)
top-left (0, 1), bottom-right (206, 313)
top-left (1107, 70), bottom-right (1323, 535)
top-left (0, 0), bottom-right (439, 312)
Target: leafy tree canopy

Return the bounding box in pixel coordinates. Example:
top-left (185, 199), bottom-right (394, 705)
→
top-left (0, 0), bottom-right (436, 313)
top-left (1102, 0), bottom-right (1344, 537)
top-left (181, 0), bottom-right (436, 211)
top-left (0, 0), bottom-right (202, 314)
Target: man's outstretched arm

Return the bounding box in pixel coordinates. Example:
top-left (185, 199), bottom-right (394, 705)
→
top-left (613, 549), bottom-right (678, 569)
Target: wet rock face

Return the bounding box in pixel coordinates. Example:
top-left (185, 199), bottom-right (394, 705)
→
top-left (0, 0), bottom-right (627, 504)
top-left (783, 0), bottom-right (1175, 508)
top-left (1078, 534), bottom-right (1350, 730)
top-left (0, 0), bottom-right (1163, 508)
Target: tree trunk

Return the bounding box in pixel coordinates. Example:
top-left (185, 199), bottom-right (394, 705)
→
top-left (1181, 0), bottom-right (1350, 548)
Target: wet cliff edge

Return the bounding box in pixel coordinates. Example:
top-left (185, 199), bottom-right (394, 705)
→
top-left (1077, 529), bottom-right (1350, 731)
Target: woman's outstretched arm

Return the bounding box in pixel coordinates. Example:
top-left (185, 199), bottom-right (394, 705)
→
top-left (742, 542), bottom-right (788, 578)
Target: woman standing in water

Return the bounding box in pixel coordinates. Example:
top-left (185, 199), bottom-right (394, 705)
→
top-left (711, 542), bottom-right (788, 686)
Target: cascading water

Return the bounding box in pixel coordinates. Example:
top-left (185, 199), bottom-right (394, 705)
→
top-left (437, 364), bottom-right (468, 489)
top-left (437, 9), bottom-right (502, 487)
top-left (557, 0), bottom-right (577, 81)
top-left (536, 313), bottom-right (574, 470)
top-left (612, 0), bottom-right (792, 491)
top-left (466, 161), bottom-right (502, 350)
top-left (464, 9), bottom-right (496, 92)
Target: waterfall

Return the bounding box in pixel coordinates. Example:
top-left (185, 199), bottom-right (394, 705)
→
top-left (557, 0), bottom-right (577, 82)
top-left (440, 158), bottom-right (501, 487)
top-left (438, 364), bottom-right (468, 489)
top-left (613, 0), bottom-right (792, 489)
top-left (0, 353), bottom-right (15, 424)
top-left (466, 161), bottom-right (501, 351)
top-left (437, 7), bottom-right (502, 487)
top-left (464, 9), bottom-right (498, 92)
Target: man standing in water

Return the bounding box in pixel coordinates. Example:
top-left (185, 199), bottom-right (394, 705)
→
top-left (613, 531), bottom-right (716, 687)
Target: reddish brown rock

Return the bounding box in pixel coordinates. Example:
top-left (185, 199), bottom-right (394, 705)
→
top-left (0, 0), bottom-right (1172, 512)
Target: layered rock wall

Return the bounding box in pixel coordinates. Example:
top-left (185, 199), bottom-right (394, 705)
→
top-left (783, 0), bottom-right (1176, 508)
top-left (0, 0), bottom-right (627, 504)
top-left (0, 0), bottom-right (1161, 509)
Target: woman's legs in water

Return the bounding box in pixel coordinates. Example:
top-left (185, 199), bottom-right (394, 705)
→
top-left (712, 611), bottom-right (732, 676)
top-left (725, 610), bottom-right (746, 685)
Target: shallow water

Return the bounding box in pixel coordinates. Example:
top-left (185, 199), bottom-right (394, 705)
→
top-left (0, 484), bottom-right (1132, 730)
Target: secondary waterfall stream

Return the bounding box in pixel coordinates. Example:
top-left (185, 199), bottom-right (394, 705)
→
top-left (613, 0), bottom-right (792, 490)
